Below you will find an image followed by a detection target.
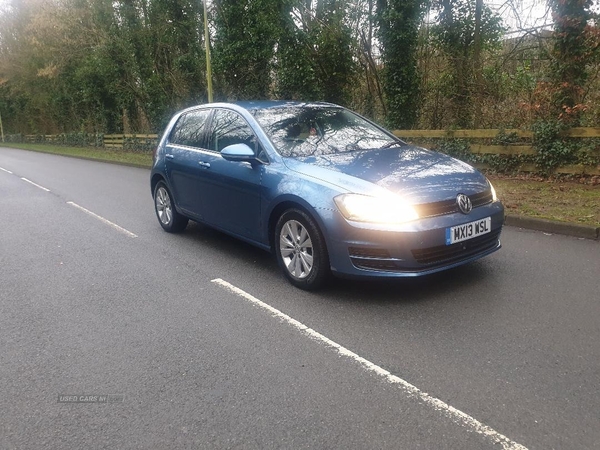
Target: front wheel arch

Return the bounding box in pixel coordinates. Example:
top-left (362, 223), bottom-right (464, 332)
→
top-left (274, 207), bottom-right (330, 290)
top-left (267, 200), bottom-right (329, 252)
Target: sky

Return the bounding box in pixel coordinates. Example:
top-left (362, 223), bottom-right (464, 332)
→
top-left (487, 0), bottom-right (554, 34)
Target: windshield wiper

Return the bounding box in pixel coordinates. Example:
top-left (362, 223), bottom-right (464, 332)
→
top-left (381, 140), bottom-right (406, 149)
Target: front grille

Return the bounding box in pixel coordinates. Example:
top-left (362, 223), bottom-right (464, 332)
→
top-left (411, 228), bottom-right (501, 265)
top-left (415, 190), bottom-right (493, 219)
top-left (470, 190), bottom-right (495, 207)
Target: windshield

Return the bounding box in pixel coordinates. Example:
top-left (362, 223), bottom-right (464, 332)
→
top-left (252, 106), bottom-right (398, 158)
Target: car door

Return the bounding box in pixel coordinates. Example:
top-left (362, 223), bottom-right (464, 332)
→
top-left (164, 108), bottom-right (211, 219)
top-left (200, 108), bottom-right (264, 241)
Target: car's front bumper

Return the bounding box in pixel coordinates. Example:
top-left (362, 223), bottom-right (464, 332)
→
top-left (322, 201), bottom-right (504, 278)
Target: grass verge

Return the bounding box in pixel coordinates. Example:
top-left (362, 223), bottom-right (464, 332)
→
top-left (488, 175), bottom-right (600, 228)
top-left (2, 143), bottom-right (599, 228)
top-left (1, 142), bottom-right (153, 167)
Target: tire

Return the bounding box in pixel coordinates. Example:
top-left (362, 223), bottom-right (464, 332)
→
top-left (153, 181), bottom-right (188, 233)
top-left (275, 208), bottom-right (329, 290)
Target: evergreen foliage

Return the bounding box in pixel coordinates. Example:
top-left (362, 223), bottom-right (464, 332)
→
top-left (549, 0), bottom-right (595, 125)
top-left (376, 0), bottom-right (422, 129)
top-left (0, 0), bottom-right (599, 141)
top-left (213, 0), bottom-right (281, 100)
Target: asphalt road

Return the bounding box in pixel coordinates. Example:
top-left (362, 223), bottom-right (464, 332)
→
top-left (1, 147), bottom-right (599, 450)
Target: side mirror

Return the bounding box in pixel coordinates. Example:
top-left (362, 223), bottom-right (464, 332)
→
top-left (221, 143), bottom-right (257, 162)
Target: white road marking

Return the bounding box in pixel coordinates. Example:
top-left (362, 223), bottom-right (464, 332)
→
top-left (21, 177), bottom-right (50, 192)
top-left (0, 166), bottom-right (13, 174)
top-left (211, 278), bottom-right (528, 450)
top-left (67, 201), bottom-right (138, 238)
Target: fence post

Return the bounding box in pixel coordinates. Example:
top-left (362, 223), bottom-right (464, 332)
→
top-left (0, 112), bottom-right (4, 143)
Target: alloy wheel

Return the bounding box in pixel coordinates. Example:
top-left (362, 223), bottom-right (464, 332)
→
top-left (155, 186), bottom-right (173, 226)
top-left (279, 219), bottom-right (314, 279)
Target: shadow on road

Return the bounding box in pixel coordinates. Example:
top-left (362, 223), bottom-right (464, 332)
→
top-left (179, 221), bottom-right (498, 307)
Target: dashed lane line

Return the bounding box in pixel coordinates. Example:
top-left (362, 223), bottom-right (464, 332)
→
top-left (21, 177), bottom-right (51, 192)
top-left (2, 168), bottom-right (137, 239)
top-left (67, 201), bottom-right (138, 238)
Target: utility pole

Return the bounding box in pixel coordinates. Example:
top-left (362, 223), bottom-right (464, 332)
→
top-left (473, 0), bottom-right (483, 128)
top-left (204, 0), bottom-right (213, 103)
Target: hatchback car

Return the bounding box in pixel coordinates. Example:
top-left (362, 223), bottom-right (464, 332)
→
top-left (151, 101), bottom-right (503, 289)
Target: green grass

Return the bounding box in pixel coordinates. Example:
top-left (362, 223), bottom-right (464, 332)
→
top-left (3, 143), bottom-right (599, 228)
top-left (489, 175), bottom-right (600, 227)
top-left (1, 142), bottom-right (153, 167)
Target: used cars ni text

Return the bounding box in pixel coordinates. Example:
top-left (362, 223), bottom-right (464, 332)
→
top-left (151, 101), bottom-right (504, 290)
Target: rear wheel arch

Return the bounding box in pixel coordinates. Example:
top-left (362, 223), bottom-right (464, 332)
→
top-left (151, 173), bottom-right (166, 197)
top-left (153, 181), bottom-right (188, 233)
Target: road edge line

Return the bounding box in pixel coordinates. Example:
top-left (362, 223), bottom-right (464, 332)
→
top-left (211, 278), bottom-right (528, 450)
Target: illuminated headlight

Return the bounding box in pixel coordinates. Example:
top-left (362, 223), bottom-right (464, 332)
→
top-left (334, 194), bottom-right (419, 224)
top-left (488, 180), bottom-right (498, 202)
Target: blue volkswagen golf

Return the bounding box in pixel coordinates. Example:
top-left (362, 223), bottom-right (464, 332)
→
top-left (151, 101), bottom-right (504, 289)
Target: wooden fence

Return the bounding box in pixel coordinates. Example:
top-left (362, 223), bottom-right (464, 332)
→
top-left (21, 133), bottom-right (159, 149)
top-left (102, 134), bottom-right (159, 149)
top-left (393, 128), bottom-right (600, 176)
top-left (14, 128), bottom-right (600, 175)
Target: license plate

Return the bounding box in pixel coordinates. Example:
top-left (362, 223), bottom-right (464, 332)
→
top-left (446, 217), bottom-right (491, 245)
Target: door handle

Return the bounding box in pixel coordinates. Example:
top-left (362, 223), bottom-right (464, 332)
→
top-left (165, 154), bottom-right (174, 160)
top-left (198, 161), bottom-right (211, 168)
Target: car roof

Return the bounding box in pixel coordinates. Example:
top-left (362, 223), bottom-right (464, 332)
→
top-left (232, 100), bottom-right (341, 111)
top-left (173, 100), bottom-right (344, 124)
